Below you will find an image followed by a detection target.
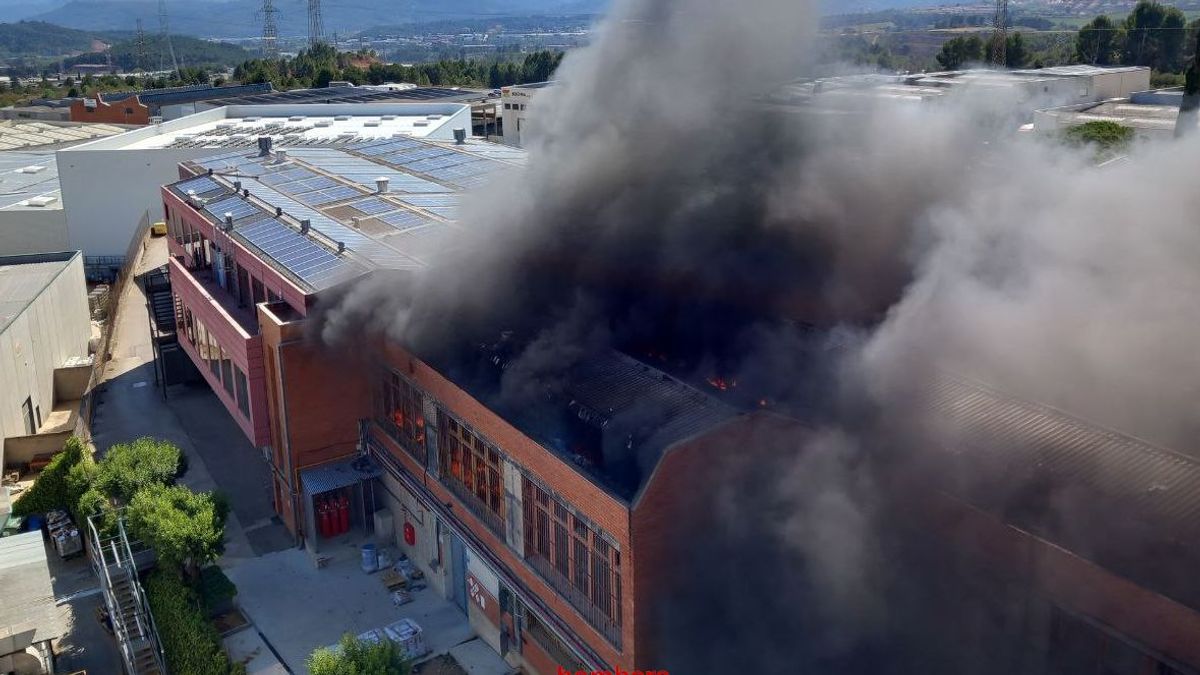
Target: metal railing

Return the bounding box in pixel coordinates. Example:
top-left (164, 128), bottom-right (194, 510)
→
top-left (526, 553), bottom-right (623, 649)
top-left (87, 513), bottom-right (167, 675)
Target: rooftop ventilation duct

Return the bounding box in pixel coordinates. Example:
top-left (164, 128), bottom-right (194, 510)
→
top-left (233, 180), bottom-right (242, 191)
top-left (376, 177), bottom-right (389, 194)
top-left (300, 219), bottom-right (311, 234)
top-left (25, 195), bottom-right (57, 207)
top-left (288, 115), bottom-right (305, 122)
top-left (335, 115), bottom-right (351, 121)
top-left (453, 128), bottom-right (466, 144)
top-left (275, 207), bottom-right (283, 217)
top-left (224, 213), bottom-right (234, 230)
top-left (275, 150), bottom-right (288, 163)
top-left (337, 241), bottom-right (346, 254)
top-left (381, 115), bottom-right (396, 121)
top-left (257, 136), bottom-right (273, 156)
top-left (364, 119), bottom-right (381, 127)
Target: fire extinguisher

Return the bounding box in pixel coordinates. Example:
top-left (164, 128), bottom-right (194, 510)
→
top-left (403, 521), bottom-right (416, 546)
top-left (338, 493), bottom-right (350, 535)
top-left (318, 498), bottom-right (332, 538)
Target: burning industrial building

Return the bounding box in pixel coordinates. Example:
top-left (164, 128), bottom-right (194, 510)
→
top-left (157, 0), bottom-right (1200, 672)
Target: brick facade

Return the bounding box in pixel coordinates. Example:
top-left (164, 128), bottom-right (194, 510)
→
top-left (69, 93), bottom-right (150, 124)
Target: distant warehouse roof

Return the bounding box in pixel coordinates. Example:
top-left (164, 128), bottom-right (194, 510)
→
top-left (199, 85), bottom-right (491, 107)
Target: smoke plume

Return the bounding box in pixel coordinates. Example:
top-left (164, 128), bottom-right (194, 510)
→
top-left (315, 0), bottom-right (1200, 671)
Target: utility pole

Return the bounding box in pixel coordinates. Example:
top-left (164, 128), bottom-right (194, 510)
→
top-left (990, 0), bottom-right (1008, 67)
top-left (158, 0), bottom-right (180, 76)
top-left (135, 19), bottom-right (149, 74)
top-left (307, 0), bottom-right (325, 49)
top-left (260, 0), bottom-right (280, 60)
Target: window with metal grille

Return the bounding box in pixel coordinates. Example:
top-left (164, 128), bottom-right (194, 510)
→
top-left (374, 368), bottom-right (427, 463)
top-left (437, 412), bottom-right (504, 535)
top-left (521, 478), bottom-right (622, 646)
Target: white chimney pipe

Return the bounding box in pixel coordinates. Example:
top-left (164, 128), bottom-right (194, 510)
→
top-left (376, 177), bottom-right (390, 194)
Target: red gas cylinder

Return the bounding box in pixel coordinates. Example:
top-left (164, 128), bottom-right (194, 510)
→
top-left (403, 521), bottom-right (416, 546)
top-left (338, 494), bottom-right (350, 534)
top-left (318, 498), bottom-right (332, 538)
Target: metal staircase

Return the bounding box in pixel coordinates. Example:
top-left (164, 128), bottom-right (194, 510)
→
top-left (88, 515), bottom-right (167, 675)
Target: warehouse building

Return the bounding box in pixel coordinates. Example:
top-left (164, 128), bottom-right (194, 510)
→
top-left (1034, 87), bottom-right (1196, 139)
top-left (56, 102), bottom-right (475, 275)
top-left (159, 132), bottom-right (1200, 674)
top-left (0, 251), bottom-right (91, 474)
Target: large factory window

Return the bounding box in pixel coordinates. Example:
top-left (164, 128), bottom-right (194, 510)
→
top-left (522, 479), bottom-right (622, 646)
top-left (376, 369), bottom-right (426, 462)
top-left (437, 415), bottom-right (505, 536)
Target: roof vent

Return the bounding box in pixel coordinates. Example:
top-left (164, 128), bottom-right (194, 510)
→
top-left (257, 136), bottom-right (273, 156)
top-left (288, 115), bottom-right (305, 122)
top-left (314, 120), bottom-right (332, 127)
top-left (275, 150), bottom-right (288, 163)
top-left (233, 180), bottom-right (242, 190)
top-left (244, 116), bottom-right (261, 122)
top-left (243, 189), bottom-right (250, 198)
top-left (186, 189), bottom-right (198, 199)
top-left (381, 114), bottom-right (396, 121)
top-left (453, 128), bottom-right (466, 144)
top-left (413, 120), bottom-right (429, 127)
top-left (224, 213), bottom-right (234, 230)
top-left (334, 115), bottom-right (351, 121)
top-left (364, 119), bottom-right (381, 127)
top-left (275, 207), bottom-right (283, 217)
top-left (350, 216), bottom-right (363, 228)
top-left (25, 195), bottom-right (58, 207)
top-left (337, 241), bottom-right (346, 254)
top-left (300, 219), bottom-right (311, 234)
top-left (16, 165), bottom-right (46, 174)
top-left (426, 114), bottom-right (442, 120)
top-left (207, 168), bottom-right (214, 175)
top-left (376, 177), bottom-right (389, 194)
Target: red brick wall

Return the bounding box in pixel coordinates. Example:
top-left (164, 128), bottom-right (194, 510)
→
top-left (69, 94), bottom-right (149, 124)
top-left (378, 343), bottom-right (635, 666)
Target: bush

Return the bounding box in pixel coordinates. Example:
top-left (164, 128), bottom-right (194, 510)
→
top-left (145, 570), bottom-right (244, 675)
top-left (94, 438), bottom-right (184, 504)
top-left (198, 566), bottom-right (238, 616)
top-left (127, 484), bottom-right (227, 579)
top-left (12, 436), bottom-right (88, 516)
top-left (308, 634), bottom-right (412, 675)
top-left (1064, 120), bottom-right (1135, 147)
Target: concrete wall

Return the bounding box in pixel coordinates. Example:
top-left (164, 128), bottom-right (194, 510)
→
top-left (0, 252), bottom-right (89, 469)
top-left (1092, 69), bottom-right (1152, 101)
top-left (56, 144), bottom-right (199, 259)
top-left (0, 209), bottom-right (69, 257)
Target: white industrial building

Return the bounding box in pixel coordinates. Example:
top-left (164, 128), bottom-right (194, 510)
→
top-left (771, 65), bottom-right (1152, 114)
top-left (500, 82), bottom-right (552, 147)
top-left (55, 102), bottom-right (477, 270)
top-left (1034, 88), bottom-right (1193, 139)
top-left (0, 251), bottom-right (91, 473)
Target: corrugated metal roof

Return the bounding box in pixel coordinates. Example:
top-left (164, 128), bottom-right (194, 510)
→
top-left (0, 531), bottom-right (63, 654)
top-left (929, 375), bottom-right (1200, 536)
top-left (300, 457), bottom-right (382, 495)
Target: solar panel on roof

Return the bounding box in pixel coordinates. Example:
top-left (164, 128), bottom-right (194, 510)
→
top-left (309, 186), bottom-right (362, 205)
top-left (349, 198), bottom-right (395, 216)
top-left (204, 196), bottom-right (262, 221)
top-left (236, 218), bottom-right (352, 287)
top-left (175, 175), bottom-right (222, 195)
top-left (379, 210), bottom-right (430, 230)
top-left (400, 194), bottom-right (460, 208)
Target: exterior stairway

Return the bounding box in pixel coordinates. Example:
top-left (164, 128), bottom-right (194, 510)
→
top-left (88, 515), bottom-right (167, 675)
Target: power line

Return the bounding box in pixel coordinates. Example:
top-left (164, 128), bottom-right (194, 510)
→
top-left (307, 0), bottom-right (325, 48)
top-left (260, 0), bottom-right (280, 59)
top-left (135, 19), bottom-right (148, 73)
top-left (991, 0), bottom-right (1008, 66)
top-left (158, 0), bottom-right (180, 75)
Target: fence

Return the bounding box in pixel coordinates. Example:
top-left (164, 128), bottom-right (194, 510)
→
top-left (78, 211), bottom-right (152, 444)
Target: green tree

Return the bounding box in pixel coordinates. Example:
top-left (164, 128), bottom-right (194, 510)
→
top-left (145, 570), bottom-right (244, 675)
top-left (11, 436), bottom-right (89, 516)
top-left (1077, 15), bottom-right (1124, 65)
top-left (307, 634), bottom-right (412, 675)
top-left (126, 484), bottom-right (227, 580)
top-left (936, 35), bottom-right (985, 70)
top-left (1005, 32), bottom-right (1029, 68)
top-left (1123, 1), bottom-right (1187, 71)
top-left (93, 437), bottom-right (184, 504)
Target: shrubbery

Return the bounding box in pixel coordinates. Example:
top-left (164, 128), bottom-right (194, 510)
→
top-left (308, 634), bottom-right (411, 675)
top-left (127, 484), bottom-right (227, 580)
top-left (12, 436), bottom-right (88, 517)
top-left (145, 570), bottom-right (245, 675)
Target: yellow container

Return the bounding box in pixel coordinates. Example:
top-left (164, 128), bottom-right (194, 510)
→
top-left (151, 221), bottom-right (167, 236)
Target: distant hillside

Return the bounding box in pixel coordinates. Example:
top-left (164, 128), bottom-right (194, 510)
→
top-left (31, 0), bottom-right (610, 38)
top-left (357, 15), bottom-right (599, 39)
top-left (0, 20), bottom-right (110, 57)
top-left (63, 33), bottom-right (251, 70)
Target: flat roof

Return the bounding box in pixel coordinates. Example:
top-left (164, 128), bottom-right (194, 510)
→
top-left (63, 103), bottom-right (475, 152)
top-left (0, 531), bottom-right (63, 655)
top-left (204, 85), bottom-right (490, 106)
top-left (0, 251), bottom-right (78, 333)
top-left (1040, 99), bottom-right (1183, 131)
top-left (0, 151), bottom-right (63, 211)
top-left (0, 120), bottom-right (124, 151)
top-left (167, 136), bottom-right (525, 292)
